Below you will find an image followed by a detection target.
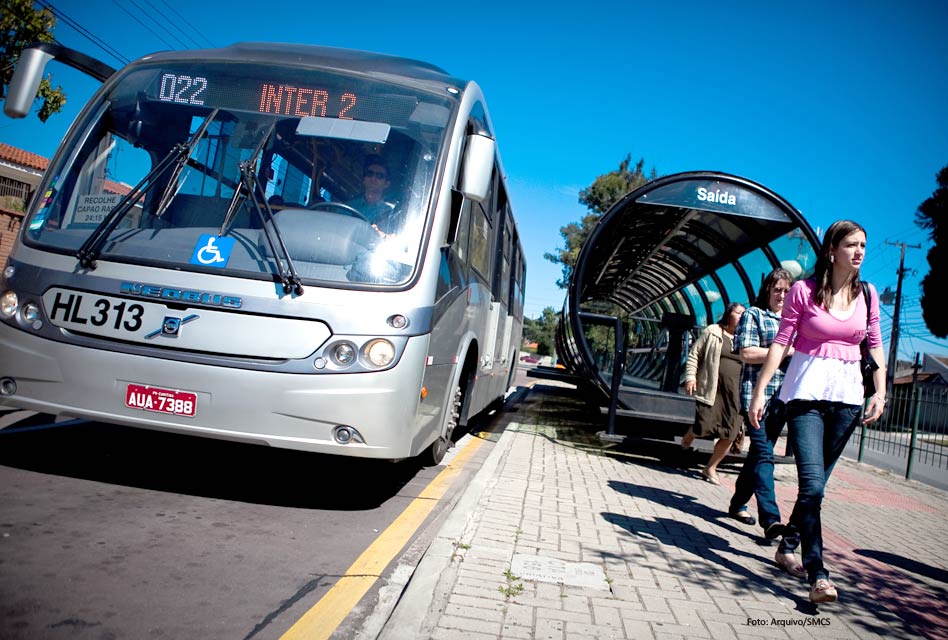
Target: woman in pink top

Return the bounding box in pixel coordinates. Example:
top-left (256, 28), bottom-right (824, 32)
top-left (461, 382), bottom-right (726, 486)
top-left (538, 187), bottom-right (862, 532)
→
top-left (749, 220), bottom-right (887, 605)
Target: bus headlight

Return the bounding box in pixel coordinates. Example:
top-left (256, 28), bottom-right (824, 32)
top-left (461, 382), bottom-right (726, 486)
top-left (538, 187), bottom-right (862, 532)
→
top-left (363, 339), bottom-right (395, 368)
top-left (329, 341), bottom-right (357, 367)
top-left (0, 291), bottom-right (18, 319)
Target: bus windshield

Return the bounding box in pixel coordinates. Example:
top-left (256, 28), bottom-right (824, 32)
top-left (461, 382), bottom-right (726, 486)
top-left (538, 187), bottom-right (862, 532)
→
top-left (23, 60), bottom-right (455, 287)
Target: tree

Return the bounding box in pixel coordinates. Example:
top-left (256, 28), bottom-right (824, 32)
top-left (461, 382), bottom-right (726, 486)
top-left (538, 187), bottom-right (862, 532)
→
top-left (523, 306), bottom-right (559, 356)
top-left (915, 164), bottom-right (948, 338)
top-left (1, 0), bottom-right (66, 122)
top-left (544, 154), bottom-right (656, 289)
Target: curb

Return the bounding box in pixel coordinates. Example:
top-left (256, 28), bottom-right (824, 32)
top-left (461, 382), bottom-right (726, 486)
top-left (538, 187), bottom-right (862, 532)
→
top-left (375, 409), bottom-right (522, 639)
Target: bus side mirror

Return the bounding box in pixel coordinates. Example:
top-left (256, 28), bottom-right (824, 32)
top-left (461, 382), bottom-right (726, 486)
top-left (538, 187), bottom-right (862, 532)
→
top-left (459, 133), bottom-right (495, 203)
top-left (3, 46), bottom-right (55, 119)
top-left (4, 43), bottom-right (115, 119)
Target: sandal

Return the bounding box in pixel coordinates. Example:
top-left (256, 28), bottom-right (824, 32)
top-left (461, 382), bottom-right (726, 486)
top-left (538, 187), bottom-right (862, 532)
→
top-left (700, 468), bottom-right (721, 485)
top-left (764, 522), bottom-right (786, 540)
top-left (774, 551), bottom-right (806, 579)
top-left (728, 508), bottom-right (756, 526)
top-left (809, 578), bottom-right (838, 603)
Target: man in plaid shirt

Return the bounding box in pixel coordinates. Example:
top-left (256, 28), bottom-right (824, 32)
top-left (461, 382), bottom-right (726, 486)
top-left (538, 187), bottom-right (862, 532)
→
top-left (727, 269), bottom-right (796, 548)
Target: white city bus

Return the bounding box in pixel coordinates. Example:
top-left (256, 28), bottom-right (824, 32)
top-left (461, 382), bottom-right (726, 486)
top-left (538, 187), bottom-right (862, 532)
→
top-left (0, 42), bottom-right (525, 464)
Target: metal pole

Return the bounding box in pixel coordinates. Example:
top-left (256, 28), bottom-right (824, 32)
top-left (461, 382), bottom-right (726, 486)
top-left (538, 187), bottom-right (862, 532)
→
top-left (883, 240), bottom-right (921, 394)
top-left (906, 354), bottom-right (922, 481)
top-left (857, 412), bottom-right (867, 463)
top-left (578, 312), bottom-right (626, 438)
top-left (606, 317), bottom-right (626, 437)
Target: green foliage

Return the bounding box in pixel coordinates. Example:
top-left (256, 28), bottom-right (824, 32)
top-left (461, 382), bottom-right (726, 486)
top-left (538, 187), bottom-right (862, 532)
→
top-left (499, 568), bottom-right (524, 599)
top-left (915, 164), bottom-right (948, 338)
top-left (0, 0), bottom-right (66, 122)
top-left (36, 75), bottom-right (66, 122)
top-left (579, 156), bottom-right (655, 216)
top-left (544, 154), bottom-right (656, 289)
top-left (0, 195), bottom-right (26, 212)
top-left (523, 306), bottom-right (559, 356)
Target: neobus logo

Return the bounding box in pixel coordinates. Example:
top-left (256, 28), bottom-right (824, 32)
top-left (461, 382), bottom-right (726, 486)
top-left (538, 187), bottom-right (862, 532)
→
top-left (120, 282), bottom-right (242, 308)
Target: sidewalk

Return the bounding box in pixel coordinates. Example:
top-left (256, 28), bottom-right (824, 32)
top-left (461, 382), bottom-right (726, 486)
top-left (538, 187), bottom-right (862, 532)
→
top-left (377, 382), bottom-right (948, 640)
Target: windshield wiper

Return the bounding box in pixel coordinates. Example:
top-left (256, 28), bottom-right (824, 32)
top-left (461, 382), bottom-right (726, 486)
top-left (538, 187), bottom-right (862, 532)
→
top-left (76, 110), bottom-right (219, 269)
top-left (230, 142), bottom-right (303, 296)
top-left (251, 179), bottom-right (304, 296)
top-left (220, 123), bottom-right (273, 236)
top-left (155, 109), bottom-right (220, 219)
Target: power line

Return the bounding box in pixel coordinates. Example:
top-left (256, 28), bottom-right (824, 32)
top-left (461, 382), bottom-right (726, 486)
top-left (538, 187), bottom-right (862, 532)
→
top-left (149, 0), bottom-right (215, 48)
top-left (124, 0), bottom-right (192, 50)
top-left (42, 2), bottom-right (129, 65)
top-left (108, 0), bottom-right (178, 51)
top-left (38, 1), bottom-right (130, 66)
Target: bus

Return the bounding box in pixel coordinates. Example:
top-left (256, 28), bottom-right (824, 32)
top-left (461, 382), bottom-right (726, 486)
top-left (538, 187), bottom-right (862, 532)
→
top-left (0, 42), bottom-right (525, 464)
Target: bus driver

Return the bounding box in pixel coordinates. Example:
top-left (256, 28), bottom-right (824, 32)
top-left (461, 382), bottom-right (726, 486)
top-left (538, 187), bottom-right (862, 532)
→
top-left (347, 155), bottom-right (397, 235)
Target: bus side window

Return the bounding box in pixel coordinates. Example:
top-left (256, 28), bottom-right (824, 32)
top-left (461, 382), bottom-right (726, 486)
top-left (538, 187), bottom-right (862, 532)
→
top-left (491, 179), bottom-right (510, 303)
top-left (469, 201), bottom-right (491, 284)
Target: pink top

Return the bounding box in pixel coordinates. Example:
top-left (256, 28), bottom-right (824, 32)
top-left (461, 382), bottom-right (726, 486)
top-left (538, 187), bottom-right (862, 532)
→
top-left (774, 278), bottom-right (883, 361)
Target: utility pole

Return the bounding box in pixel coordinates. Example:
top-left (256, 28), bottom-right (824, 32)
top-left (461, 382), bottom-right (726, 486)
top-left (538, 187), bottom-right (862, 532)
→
top-left (882, 240), bottom-right (921, 393)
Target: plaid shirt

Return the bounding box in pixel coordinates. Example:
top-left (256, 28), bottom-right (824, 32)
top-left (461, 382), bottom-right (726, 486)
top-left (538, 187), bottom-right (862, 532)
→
top-left (733, 306), bottom-right (786, 412)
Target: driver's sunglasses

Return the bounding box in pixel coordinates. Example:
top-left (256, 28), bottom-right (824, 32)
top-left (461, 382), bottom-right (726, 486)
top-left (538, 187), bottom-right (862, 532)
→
top-left (364, 170), bottom-right (388, 180)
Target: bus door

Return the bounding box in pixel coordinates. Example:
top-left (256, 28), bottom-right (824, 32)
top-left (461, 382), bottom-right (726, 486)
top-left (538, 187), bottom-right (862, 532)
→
top-left (485, 178), bottom-right (512, 396)
top-left (494, 206), bottom-right (515, 379)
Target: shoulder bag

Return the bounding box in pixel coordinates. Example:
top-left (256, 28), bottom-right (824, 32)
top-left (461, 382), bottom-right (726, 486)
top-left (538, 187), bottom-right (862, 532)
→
top-left (860, 282), bottom-right (879, 398)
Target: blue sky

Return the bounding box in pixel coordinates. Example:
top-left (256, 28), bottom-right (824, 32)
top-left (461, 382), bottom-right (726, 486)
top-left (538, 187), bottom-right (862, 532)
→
top-left (2, 0), bottom-right (947, 358)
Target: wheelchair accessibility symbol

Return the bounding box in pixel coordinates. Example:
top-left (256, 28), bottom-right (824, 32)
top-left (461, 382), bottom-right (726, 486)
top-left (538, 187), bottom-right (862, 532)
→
top-left (190, 234), bottom-right (236, 268)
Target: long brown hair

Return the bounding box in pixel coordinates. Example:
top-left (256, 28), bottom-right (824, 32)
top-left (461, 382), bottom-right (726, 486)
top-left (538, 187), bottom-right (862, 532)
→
top-left (812, 219), bottom-right (865, 308)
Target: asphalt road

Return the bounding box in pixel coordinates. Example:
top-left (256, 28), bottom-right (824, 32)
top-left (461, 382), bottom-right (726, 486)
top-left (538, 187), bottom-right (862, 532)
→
top-left (0, 404), bottom-right (503, 640)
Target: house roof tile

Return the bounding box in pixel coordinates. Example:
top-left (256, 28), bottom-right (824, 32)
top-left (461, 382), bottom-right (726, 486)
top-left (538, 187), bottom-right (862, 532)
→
top-left (0, 142), bottom-right (49, 172)
top-left (0, 142), bottom-right (131, 194)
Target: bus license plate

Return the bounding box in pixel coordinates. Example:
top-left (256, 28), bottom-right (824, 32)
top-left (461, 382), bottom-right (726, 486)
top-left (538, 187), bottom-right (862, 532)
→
top-left (125, 384), bottom-right (197, 417)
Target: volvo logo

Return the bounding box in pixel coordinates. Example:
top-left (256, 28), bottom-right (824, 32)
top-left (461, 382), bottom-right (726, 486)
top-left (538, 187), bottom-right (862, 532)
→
top-left (145, 314), bottom-right (199, 339)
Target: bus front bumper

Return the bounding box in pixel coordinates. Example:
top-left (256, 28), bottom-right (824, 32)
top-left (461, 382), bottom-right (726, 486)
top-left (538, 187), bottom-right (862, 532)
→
top-left (0, 323), bottom-right (436, 459)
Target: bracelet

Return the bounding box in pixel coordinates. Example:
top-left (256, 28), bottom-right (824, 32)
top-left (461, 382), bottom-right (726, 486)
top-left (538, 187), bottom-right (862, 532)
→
top-left (871, 393), bottom-right (887, 404)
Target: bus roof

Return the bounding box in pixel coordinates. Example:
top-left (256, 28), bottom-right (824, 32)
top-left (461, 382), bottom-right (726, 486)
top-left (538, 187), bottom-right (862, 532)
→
top-left (134, 42), bottom-right (465, 93)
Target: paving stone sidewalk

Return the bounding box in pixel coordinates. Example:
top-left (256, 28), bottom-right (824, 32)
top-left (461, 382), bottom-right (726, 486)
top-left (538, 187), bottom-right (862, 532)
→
top-left (378, 382), bottom-right (948, 640)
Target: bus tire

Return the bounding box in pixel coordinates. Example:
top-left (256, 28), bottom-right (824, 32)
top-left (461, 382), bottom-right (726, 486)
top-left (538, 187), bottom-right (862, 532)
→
top-left (425, 383), bottom-right (462, 466)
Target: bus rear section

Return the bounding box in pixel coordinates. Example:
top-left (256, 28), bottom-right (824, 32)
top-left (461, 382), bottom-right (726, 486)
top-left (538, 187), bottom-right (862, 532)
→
top-left (0, 43), bottom-right (523, 462)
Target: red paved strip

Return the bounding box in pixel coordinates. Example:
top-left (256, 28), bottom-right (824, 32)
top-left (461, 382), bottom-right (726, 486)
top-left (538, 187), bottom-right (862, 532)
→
top-left (722, 465), bottom-right (946, 637)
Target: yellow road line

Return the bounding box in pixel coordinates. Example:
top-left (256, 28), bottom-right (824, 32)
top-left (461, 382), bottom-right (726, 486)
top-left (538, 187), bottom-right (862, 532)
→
top-left (280, 436), bottom-right (486, 640)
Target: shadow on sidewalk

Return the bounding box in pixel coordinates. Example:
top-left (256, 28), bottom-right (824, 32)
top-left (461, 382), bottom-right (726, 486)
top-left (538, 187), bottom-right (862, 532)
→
top-left (855, 549), bottom-right (948, 585)
top-left (838, 548), bottom-right (948, 638)
top-left (598, 492), bottom-right (815, 614)
top-left (604, 480), bottom-right (934, 638)
top-left (520, 383), bottom-right (943, 637)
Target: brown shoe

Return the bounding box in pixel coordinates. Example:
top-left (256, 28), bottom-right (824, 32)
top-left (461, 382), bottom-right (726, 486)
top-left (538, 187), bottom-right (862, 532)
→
top-left (809, 579), bottom-right (838, 603)
top-left (774, 551), bottom-right (806, 579)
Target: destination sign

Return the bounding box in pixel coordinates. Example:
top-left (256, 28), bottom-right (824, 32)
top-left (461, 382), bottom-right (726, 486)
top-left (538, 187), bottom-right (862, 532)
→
top-left (155, 72), bottom-right (363, 119)
top-left (146, 66), bottom-right (419, 126)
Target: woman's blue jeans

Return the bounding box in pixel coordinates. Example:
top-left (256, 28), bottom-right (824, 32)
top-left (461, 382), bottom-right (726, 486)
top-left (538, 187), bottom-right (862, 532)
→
top-left (729, 402), bottom-right (786, 530)
top-left (778, 400), bottom-right (861, 584)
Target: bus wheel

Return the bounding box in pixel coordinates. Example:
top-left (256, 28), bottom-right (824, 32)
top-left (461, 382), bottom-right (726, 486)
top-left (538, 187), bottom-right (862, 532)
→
top-left (426, 384), bottom-right (461, 466)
